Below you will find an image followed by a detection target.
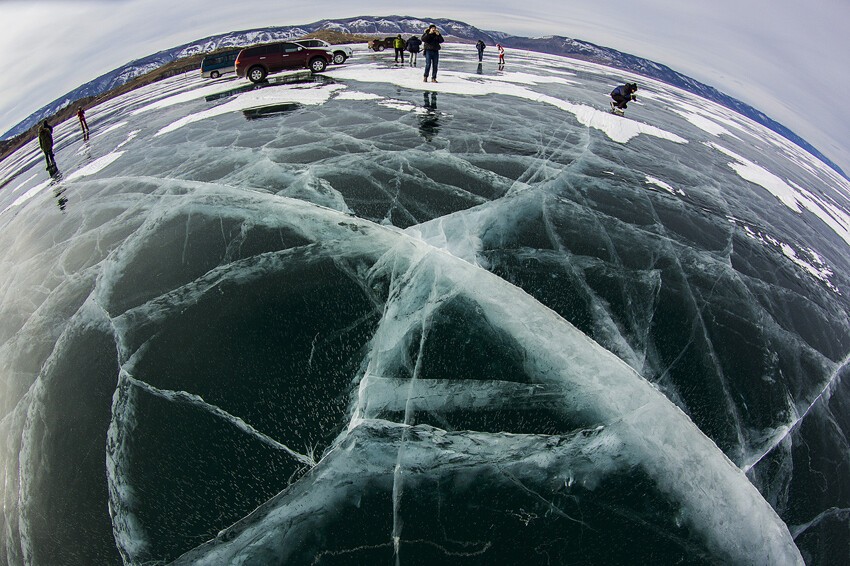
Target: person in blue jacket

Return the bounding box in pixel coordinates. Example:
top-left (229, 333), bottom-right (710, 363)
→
top-left (611, 83), bottom-right (638, 112)
top-left (421, 25), bottom-right (444, 82)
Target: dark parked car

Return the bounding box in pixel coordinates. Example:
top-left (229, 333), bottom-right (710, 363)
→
top-left (368, 37), bottom-right (397, 51)
top-left (235, 42), bottom-right (333, 83)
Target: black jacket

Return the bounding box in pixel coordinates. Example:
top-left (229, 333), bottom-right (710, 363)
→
top-left (421, 31), bottom-right (444, 51)
top-left (38, 124), bottom-right (54, 152)
top-left (611, 84), bottom-right (637, 99)
top-left (406, 36), bottom-right (422, 53)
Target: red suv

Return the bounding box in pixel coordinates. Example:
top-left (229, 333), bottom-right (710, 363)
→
top-left (235, 42), bottom-right (333, 83)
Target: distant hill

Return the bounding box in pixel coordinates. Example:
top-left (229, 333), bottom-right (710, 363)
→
top-left (1, 15), bottom-right (845, 180)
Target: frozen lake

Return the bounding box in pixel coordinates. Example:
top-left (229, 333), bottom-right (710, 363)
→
top-left (1, 43), bottom-right (848, 565)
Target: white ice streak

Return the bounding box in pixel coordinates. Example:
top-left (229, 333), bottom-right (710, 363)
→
top-left (114, 130), bottom-right (140, 151)
top-left (790, 507), bottom-right (850, 539)
top-left (1, 151), bottom-right (126, 215)
top-left (377, 99), bottom-right (419, 113)
top-left (93, 121), bottom-right (129, 138)
top-left (327, 64), bottom-right (687, 145)
top-left (779, 243), bottom-right (837, 292)
top-left (358, 377), bottom-right (560, 416)
top-left (9, 173), bottom-right (37, 194)
top-left (671, 108), bottom-right (736, 138)
top-left (130, 78), bottom-right (252, 115)
top-left (334, 91), bottom-right (383, 101)
top-left (741, 226), bottom-right (837, 291)
top-left (154, 83), bottom-right (347, 136)
top-left (64, 151), bottom-right (125, 183)
top-left (107, 372), bottom-right (148, 563)
top-left (709, 142), bottom-right (850, 247)
top-left (742, 354), bottom-right (849, 474)
top-left (645, 175), bottom-right (685, 196)
top-left (1, 179), bottom-right (52, 214)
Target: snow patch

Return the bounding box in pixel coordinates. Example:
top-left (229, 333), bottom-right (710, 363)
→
top-left (710, 142), bottom-right (850, 247)
top-left (328, 64), bottom-right (687, 145)
top-left (65, 151), bottom-right (125, 182)
top-left (334, 91), bottom-right (383, 101)
top-left (645, 176), bottom-right (685, 196)
top-left (155, 83), bottom-right (347, 136)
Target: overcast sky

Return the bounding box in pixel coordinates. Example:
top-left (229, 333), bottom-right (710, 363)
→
top-left (1, 0), bottom-right (848, 175)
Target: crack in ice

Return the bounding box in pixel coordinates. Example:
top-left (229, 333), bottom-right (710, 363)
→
top-left (743, 355), bottom-right (850, 473)
top-left (123, 373), bottom-right (316, 467)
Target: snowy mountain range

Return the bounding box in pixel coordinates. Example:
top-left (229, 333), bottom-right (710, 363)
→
top-left (2, 15), bottom-right (843, 178)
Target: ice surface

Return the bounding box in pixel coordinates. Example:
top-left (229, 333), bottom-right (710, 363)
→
top-left (328, 63), bottom-right (688, 145)
top-left (709, 141), bottom-right (850, 246)
top-left (1, 42), bottom-right (848, 565)
top-left (155, 83), bottom-right (346, 136)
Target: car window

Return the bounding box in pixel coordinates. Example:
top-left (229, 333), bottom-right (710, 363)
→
top-left (282, 43), bottom-right (301, 53)
top-left (248, 45), bottom-right (272, 56)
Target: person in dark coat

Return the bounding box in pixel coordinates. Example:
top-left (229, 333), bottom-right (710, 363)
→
top-left (406, 35), bottom-right (422, 66)
top-left (421, 25), bottom-right (444, 82)
top-left (77, 107), bottom-right (89, 140)
top-left (475, 39), bottom-right (486, 62)
top-left (611, 82), bottom-right (638, 112)
top-left (38, 120), bottom-right (57, 171)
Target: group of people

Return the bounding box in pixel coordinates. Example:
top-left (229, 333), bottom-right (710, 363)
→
top-left (37, 106), bottom-right (89, 175)
top-left (390, 26), bottom-right (509, 82)
top-left (35, 34), bottom-right (639, 175)
top-left (390, 25), bottom-right (445, 82)
top-left (392, 26), bottom-right (639, 115)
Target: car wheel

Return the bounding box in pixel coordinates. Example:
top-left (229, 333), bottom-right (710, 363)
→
top-left (248, 66), bottom-right (267, 83)
top-left (377, 45), bottom-right (385, 51)
top-left (333, 52), bottom-right (346, 65)
top-left (309, 58), bottom-right (327, 73)
top-left (211, 70), bottom-right (220, 79)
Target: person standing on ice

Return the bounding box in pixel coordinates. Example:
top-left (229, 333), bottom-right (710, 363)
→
top-left (421, 25), bottom-right (444, 83)
top-left (393, 34), bottom-right (405, 64)
top-left (77, 107), bottom-right (89, 140)
top-left (38, 120), bottom-right (57, 172)
top-left (610, 82), bottom-right (638, 114)
top-left (406, 35), bottom-right (421, 66)
top-left (475, 39), bottom-right (486, 62)
top-left (497, 44), bottom-right (505, 65)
